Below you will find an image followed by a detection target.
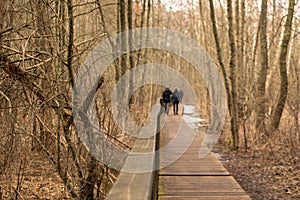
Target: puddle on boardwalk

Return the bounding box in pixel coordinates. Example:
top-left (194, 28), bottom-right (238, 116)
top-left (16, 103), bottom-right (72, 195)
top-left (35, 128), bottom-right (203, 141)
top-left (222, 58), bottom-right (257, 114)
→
top-left (182, 104), bottom-right (208, 130)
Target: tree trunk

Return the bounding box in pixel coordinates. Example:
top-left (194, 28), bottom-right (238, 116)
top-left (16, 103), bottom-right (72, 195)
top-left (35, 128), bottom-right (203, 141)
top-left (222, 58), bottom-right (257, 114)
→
top-left (119, 0), bottom-right (127, 76)
top-left (255, 0), bottom-right (268, 132)
top-left (238, 0), bottom-right (248, 148)
top-left (208, 0), bottom-right (235, 148)
top-left (146, 0), bottom-right (151, 27)
top-left (270, 0), bottom-right (296, 129)
top-left (127, 0), bottom-right (134, 69)
top-left (136, 0), bottom-right (147, 66)
top-left (227, 0), bottom-right (239, 149)
top-left (127, 0), bottom-right (135, 106)
top-left (198, 0), bottom-right (207, 48)
top-left (79, 157), bottom-right (98, 200)
top-left (67, 0), bottom-right (75, 88)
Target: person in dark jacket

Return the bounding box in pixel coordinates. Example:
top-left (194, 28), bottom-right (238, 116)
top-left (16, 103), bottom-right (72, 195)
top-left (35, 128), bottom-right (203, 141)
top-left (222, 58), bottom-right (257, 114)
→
top-left (162, 87), bottom-right (172, 115)
top-left (172, 88), bottom-right (180, 115)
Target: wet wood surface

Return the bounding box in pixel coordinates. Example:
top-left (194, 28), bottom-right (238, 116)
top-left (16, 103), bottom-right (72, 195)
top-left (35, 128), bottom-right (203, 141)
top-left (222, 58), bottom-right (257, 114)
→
top-left (158, 114), bottom-right (251, 199)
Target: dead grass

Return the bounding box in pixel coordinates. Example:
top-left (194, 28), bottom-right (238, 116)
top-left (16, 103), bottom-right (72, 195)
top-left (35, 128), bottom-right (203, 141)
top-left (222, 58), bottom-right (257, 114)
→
top-left (216, 118), bottom-right (300, 200)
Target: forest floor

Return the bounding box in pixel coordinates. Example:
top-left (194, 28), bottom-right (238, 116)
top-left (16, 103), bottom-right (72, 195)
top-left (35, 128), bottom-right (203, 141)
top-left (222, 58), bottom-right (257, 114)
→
top-left (215, 141), bottom-right (300, 200)
top-left (0, 152), bottom-right (71, 199)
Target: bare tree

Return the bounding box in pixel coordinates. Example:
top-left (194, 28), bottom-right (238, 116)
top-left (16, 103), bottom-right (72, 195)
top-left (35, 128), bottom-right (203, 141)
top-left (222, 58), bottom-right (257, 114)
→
top-left (226, 0), bottom-right (239, 148)
top-left (270, 0), bottom-right (296, 130)
top-left (208, 0), bottom-right (237, 148)
top-left (255, 0), bottom-right (269, 133)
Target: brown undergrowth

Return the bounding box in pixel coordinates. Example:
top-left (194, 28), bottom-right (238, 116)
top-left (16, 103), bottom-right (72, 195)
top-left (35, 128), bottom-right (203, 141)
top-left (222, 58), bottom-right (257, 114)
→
top-left (216, 123), bottom-right (300, 200)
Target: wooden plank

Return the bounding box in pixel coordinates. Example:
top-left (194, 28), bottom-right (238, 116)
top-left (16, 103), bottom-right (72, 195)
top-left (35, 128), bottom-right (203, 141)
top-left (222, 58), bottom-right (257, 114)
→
top-left (160, 153), bottom-right (230, 176)
top-left (158, 113), bottom-right (251, 199)
top-left (159, 196), bottom-right (251, 200)
top-left (159, 176), bottom-right (245, 191)
top-left (159, 117), bottom-right (229, 175)
top-left (159, 176), bottom-right (249, 197)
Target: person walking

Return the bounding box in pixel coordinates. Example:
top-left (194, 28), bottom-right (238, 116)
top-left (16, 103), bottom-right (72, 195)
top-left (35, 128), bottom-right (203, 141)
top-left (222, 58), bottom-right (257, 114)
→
top-left (162, 87), bottom-right (172, 115)
top-left (172, 88), bottom-right (180, 115)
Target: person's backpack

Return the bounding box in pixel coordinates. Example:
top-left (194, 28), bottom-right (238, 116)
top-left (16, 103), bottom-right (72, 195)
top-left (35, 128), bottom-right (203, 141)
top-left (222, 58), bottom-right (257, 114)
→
top-left (163, 91), bottom-right (169, 101)
top-left (172, 94), bottom-right (179, 103)
top-left (163, 89), bottom-right (171, 102)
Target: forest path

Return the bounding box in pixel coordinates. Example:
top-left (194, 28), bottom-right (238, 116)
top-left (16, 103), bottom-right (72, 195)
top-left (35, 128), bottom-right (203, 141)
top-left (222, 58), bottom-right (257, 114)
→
top-left (157, 111), bottom-right (251, 199)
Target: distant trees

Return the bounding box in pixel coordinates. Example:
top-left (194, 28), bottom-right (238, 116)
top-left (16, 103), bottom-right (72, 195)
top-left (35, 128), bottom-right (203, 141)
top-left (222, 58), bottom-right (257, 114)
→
top-left (205, 0), bottom-right (299, 148)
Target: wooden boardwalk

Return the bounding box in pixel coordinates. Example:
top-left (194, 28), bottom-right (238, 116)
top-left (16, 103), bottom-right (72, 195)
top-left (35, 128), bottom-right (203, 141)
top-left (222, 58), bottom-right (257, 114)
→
top-left (158, 113), bottom-right (251, 200)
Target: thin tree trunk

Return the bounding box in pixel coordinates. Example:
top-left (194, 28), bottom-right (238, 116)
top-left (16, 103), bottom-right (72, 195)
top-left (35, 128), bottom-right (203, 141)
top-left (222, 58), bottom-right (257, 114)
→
top-left (199, 0), bottom-right (207, 48)
top-left (252, 19), bottom-right (260, 69)
top-left (239, 0), bottom-right (248, 148)
top-left (127, 0), bottom-right (134, 69)
top-left (79, 157), bottom-right (98, 200)
top-left (115, 0), bottom-right (121, 81)
top-left (127, 0), bottom-right (135, 106)
top-left (234, 0), bottom-right (240, 59)
top-left (208, 0), bottom-right (234, 148)
top-left (119, 0), bottom-right (127, 76)
top-left (227, 0), bottom-right (239, 149)
top-left (270, 0), bottom-right (296, 129)
top-left (136, 0), bottom-right (147, 66)
top-left (67, 0), bottom-right (75, 88)
top-left (146, 0), bottom-right (151, 27)
top-left (296, 62), bottom-right (300, 142)
top-left (255, 0), bottom-right (268, 132)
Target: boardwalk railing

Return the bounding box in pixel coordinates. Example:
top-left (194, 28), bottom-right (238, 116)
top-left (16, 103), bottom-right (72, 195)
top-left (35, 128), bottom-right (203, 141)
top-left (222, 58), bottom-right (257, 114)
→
top-left (106, 104), bottom-right (161, 200)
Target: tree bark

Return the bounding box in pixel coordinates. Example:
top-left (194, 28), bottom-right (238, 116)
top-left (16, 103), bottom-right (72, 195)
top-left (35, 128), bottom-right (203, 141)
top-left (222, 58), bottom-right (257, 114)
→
top-left (127, 0), bottom-right (136, 107)
top-left (67, 0), bottom-right (75, 88)
top-left (79, 157), bottom-right (98, 200)
top-left (208, 0), bottom-right (236, 148)
top-left (255, 0), bottom-right (268, 132)
top-left (198, 0), bottom-right (207, 48)
top-left (127, 0), bottom-right (134, 69)
top-left (136, 0), bottom-right (147, 66)
top-left (227, 0), bottom-right (239, 149)
top-left (119, 0), bottom-right (127, 76)
top-left (270, 0), bottom-right (296, 129)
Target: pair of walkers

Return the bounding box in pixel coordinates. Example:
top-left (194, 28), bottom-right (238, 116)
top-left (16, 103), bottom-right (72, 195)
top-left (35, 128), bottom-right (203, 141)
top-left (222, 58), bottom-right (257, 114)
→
top-left (162, 87), bottom-right (181, 115)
